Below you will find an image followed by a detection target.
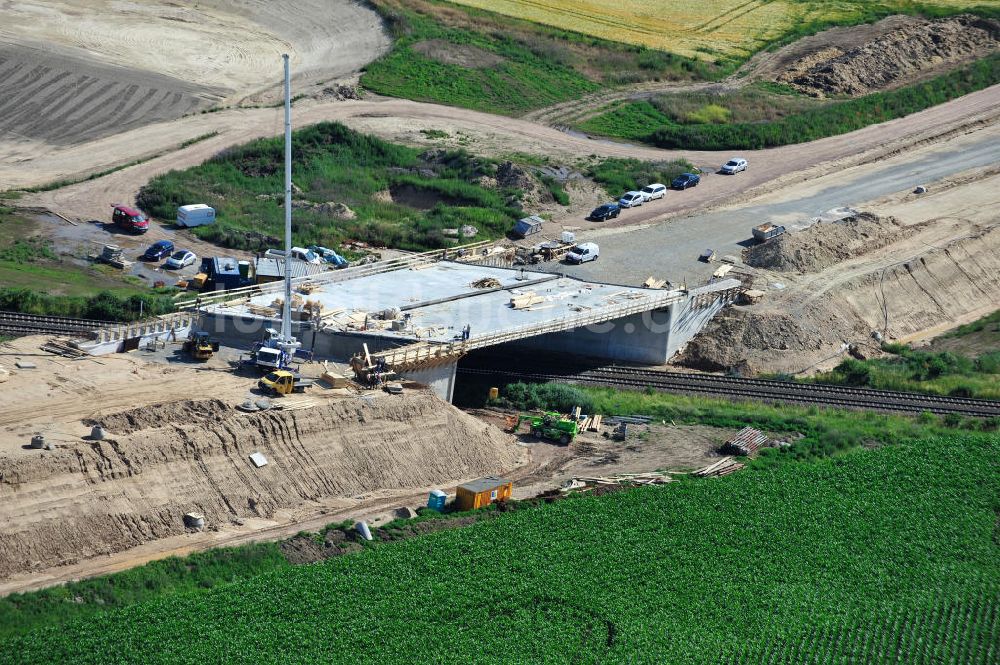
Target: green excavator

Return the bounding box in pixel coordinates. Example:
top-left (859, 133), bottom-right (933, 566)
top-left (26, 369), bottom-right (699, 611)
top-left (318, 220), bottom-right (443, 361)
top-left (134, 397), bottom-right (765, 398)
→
top-left (507, 412), bottom-right (578, 445)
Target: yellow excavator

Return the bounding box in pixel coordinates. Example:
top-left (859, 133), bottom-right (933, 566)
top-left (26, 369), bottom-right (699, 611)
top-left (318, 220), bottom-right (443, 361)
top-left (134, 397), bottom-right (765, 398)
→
top-left (183, 331), bottom-right (218, 361)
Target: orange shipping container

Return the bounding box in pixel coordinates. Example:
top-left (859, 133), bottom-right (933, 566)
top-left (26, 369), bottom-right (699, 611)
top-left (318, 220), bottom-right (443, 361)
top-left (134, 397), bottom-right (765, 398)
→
top-left (455, 476), bottom-right (512, 511)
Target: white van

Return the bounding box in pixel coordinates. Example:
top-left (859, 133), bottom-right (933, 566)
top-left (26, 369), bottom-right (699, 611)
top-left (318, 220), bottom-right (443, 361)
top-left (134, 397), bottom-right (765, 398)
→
top-left (640, 183), bottom-right (667, 201)
top-left (566, 242), bottom-right (599, 264)
top-left (176, 204), bottom-right (216, 227)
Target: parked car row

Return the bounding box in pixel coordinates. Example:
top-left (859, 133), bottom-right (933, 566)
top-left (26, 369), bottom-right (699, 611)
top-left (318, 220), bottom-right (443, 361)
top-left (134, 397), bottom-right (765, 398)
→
top-left (588, 158), bottom-right (748, 222)
top-left (142, 240), bottom-right (197, 269)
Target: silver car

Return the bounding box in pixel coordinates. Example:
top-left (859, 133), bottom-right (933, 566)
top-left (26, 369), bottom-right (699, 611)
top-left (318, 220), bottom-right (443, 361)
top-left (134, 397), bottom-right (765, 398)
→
top-left (164, 249), bottom-right (197, 269)
top-left (619, 191), bottom-right (644, 208)
top-left (721, 157), bottom-right (748, 174)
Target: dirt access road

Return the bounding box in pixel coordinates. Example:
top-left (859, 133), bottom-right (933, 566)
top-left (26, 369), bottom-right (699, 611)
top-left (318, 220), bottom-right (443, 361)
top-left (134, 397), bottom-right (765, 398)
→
top-left (12, 83), bottom-right (1000, 249)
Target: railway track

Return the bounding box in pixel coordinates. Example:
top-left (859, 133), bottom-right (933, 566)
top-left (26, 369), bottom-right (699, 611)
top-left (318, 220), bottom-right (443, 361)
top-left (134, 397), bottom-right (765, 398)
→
top-left (0, 311), bottom-right (108, 338)
top-left (458, 366), bottom-right (1000, 418)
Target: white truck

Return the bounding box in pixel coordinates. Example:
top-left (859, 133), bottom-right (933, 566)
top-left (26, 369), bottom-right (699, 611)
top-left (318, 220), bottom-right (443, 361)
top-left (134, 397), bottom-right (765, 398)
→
top-left (176, 204), bottom-right (216, 228)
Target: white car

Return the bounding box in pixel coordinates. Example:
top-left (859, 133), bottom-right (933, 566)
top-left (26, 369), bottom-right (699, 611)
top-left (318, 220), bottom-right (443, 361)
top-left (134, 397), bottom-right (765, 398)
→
top-left (164, 249), bottom-right (197, 269)
top-left (640, 183), bottom-right (667, 201)
top-left (566, 242), bottom-right (599, 264)
top-left (619, 191), bottom-right (644, 208)
top-left (721, 157), bottom-right (748, 174)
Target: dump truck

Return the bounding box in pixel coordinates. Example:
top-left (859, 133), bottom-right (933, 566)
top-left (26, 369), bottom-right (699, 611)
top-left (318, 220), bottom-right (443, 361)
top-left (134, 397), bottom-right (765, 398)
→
top-left (257, 370), bottom-right (315, 395)
top-left (508, 412), bottom-right (578, 445)
top-left (183, 331), bottom-right (219, 361)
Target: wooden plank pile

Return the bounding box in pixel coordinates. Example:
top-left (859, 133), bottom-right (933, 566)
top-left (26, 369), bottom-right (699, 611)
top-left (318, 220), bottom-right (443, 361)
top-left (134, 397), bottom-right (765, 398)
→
top-left (642, 276), bottom-right (666, 289)
top-left (694, 457), bottom-right (744, 478)
top-left (40, 339), bottom-right (90, 359)
top-left (721, 426), bottom-right (768, 456)
top-left (567, 471), bottom-right (674, 490)
top-left (471, 277), bottom-right (502, 289)
top-left (510, 292), bottom-right (544, 309)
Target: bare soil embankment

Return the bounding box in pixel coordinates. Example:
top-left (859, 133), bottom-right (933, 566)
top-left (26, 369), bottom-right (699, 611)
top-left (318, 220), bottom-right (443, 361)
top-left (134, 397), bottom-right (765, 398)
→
top-left (770, 15), bottom-right (1000, 97)
top-left (0, 392), bottom-right (522, 581)
top-left (680, 202), bottom-right (1000, 374)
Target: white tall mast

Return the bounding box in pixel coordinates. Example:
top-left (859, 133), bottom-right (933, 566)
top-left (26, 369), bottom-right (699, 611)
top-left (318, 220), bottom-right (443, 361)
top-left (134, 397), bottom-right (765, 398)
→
top-left (279, 54), bottom-right (299, 355)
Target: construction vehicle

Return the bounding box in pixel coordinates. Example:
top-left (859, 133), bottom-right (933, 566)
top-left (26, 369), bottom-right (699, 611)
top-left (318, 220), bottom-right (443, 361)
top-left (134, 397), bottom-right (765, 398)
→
top-left (258, 370), bottom-right (315, 395)
top-left (507, 412), bottom-right (578, 445)
top-left (183, 331), bottom-right (219, 361)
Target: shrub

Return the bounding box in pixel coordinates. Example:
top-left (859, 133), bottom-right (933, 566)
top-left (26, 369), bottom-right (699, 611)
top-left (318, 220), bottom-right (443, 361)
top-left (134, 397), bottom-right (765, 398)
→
top-left (684, 103), bottom-right (730, 124)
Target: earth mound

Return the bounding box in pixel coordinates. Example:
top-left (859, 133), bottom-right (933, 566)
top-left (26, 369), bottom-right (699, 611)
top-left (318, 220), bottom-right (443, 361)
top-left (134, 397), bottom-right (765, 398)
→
top-left (744, 212), bottom-right (910, 273)
top-left (776, 15), bottom-right (1000, 97)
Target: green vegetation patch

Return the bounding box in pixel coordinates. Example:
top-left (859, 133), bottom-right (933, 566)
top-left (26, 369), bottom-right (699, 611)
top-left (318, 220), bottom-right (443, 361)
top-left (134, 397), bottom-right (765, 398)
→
top-left (137, 122), bottom-right (522, 252)
top-left (584, 157), bottom-right (693, 197)
top-left (361, 0), bottom-right (716, 114)
top-left (3, 430), bottom-right (997, 663)
top-left (580, 53), bottom-right (1000, 149)
top-left (0, 206), bottom-right (171, 318)
top-left (807, 346), bottom-right (1000, 400)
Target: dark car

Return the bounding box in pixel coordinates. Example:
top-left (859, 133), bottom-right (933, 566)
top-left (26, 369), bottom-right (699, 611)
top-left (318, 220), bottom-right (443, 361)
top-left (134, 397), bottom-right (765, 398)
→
top-left (142, 240), bottom-right (174, 261)
top-left (671, 173), bottom-right (701, 190)
top-left (588, 202), bottom-right (620, 222)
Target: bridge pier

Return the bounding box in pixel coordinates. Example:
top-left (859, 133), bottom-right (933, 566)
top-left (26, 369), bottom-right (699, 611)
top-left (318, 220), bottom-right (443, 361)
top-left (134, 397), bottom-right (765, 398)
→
top-left (399, 361), bottom-right (458, 402)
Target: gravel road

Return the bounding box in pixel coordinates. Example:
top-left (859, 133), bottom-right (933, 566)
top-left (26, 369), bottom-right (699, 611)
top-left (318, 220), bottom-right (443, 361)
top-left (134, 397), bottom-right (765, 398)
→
top-left (544, 124), bottom-right (1000, 287)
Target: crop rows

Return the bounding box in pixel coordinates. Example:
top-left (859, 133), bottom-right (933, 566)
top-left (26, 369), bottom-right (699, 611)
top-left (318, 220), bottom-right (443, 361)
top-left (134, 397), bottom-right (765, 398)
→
top-left (3, 432), bottom-right (997, 663)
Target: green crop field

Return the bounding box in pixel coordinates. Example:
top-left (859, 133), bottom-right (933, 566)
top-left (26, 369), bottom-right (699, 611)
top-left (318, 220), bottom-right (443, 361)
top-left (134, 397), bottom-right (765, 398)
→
top-left (3, 427), bottom-right (997, 663)
top-left (136, 122), bottom-right (522, 252)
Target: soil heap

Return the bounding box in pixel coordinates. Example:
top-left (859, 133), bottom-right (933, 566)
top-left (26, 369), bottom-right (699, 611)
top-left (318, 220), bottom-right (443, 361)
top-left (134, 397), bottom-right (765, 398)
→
top-left (744, 212), bottom-right (911, 273)
top-left (0, 391), bottom-right (522, 580)
top-left (776, 15), bottom-right (1000, 97)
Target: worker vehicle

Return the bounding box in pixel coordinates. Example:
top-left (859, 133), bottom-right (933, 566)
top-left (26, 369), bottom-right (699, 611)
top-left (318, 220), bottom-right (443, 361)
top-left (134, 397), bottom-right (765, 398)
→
top-left (619, 191), bottom-right (644, 208)
top-left (565, 242), bottom-right (599, 264)
top-left (509, 412), bottom-right (578, 445)
top-left (176, 204), bottom-right (216, 228)
top-left (671, 173), bottom-right (701, 190)
top-left (640, 183), bottom-right (667, 201)
top-left (588, 203), bottom-right (620, 222)
top-left (720, 158), bottom-right (748, 174)
top-left (142, 240), bottom-right (174, 261)
top-left (258, 370), bottom-right (315, 395)
top-left (183, 331), bottom-right (219, 361)
top-left (111, 204), bottom-right (149, 234)
top-left (165, 249), bottom-right (197, 269)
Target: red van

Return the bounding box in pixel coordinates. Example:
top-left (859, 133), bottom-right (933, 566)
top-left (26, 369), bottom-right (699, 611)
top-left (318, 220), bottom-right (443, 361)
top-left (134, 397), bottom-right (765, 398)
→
top-left (111, 204), bottom-right (149, 233)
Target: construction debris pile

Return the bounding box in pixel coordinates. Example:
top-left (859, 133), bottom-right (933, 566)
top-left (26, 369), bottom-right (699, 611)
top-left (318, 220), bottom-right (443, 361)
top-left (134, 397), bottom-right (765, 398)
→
top-left (694, 457), bottom-right (744, 478)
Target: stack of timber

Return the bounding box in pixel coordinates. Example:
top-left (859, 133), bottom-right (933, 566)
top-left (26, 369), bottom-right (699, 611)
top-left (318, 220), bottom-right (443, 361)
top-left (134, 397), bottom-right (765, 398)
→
top-left (721, 426), bottom-right (768, 456)
top-left (642, 276), bottom-right (666, 289)
top-left (566, 471), bottom-right (674, 491)
top-left (510, 292), bottom-right (544, 309)
top-left (694, 457), bottom-right (744, 478)
top-left (90, 244), bottom-right (133, 269)
top-left (40, 339), bottom-right (89, 359)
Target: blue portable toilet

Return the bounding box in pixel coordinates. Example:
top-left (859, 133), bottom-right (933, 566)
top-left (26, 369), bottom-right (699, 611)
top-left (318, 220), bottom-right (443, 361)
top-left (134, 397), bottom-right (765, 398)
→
top-left (427, 489), bottom-right (447, 512)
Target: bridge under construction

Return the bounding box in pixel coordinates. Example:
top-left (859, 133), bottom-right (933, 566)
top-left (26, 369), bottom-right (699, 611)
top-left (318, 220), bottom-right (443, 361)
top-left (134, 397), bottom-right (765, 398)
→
top-left (182, 250), bottom-right (741, 401)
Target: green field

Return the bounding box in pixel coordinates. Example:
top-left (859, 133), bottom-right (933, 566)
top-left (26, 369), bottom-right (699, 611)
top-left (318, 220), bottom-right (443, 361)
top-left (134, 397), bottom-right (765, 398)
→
top-left (2, 427), bottom-right (996, 663)
top-left (137, 122), bottom-right (523, 252)
top-left (579, 52), bottom-right (1000, 149)
top-left (361, 0), bottom-right (718, 115)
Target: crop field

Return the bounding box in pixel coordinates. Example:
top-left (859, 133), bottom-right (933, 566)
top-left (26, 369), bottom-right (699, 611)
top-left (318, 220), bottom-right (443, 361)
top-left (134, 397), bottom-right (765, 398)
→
top-left (446, 1), bottom-right (996, 59)
top-left (3, 430), bottom-right (997, 663)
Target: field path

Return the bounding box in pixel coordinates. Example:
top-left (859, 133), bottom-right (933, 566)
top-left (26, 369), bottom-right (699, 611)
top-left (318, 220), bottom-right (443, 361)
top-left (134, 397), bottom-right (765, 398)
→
top-left (12, 84), bottom-right (1000, 238)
